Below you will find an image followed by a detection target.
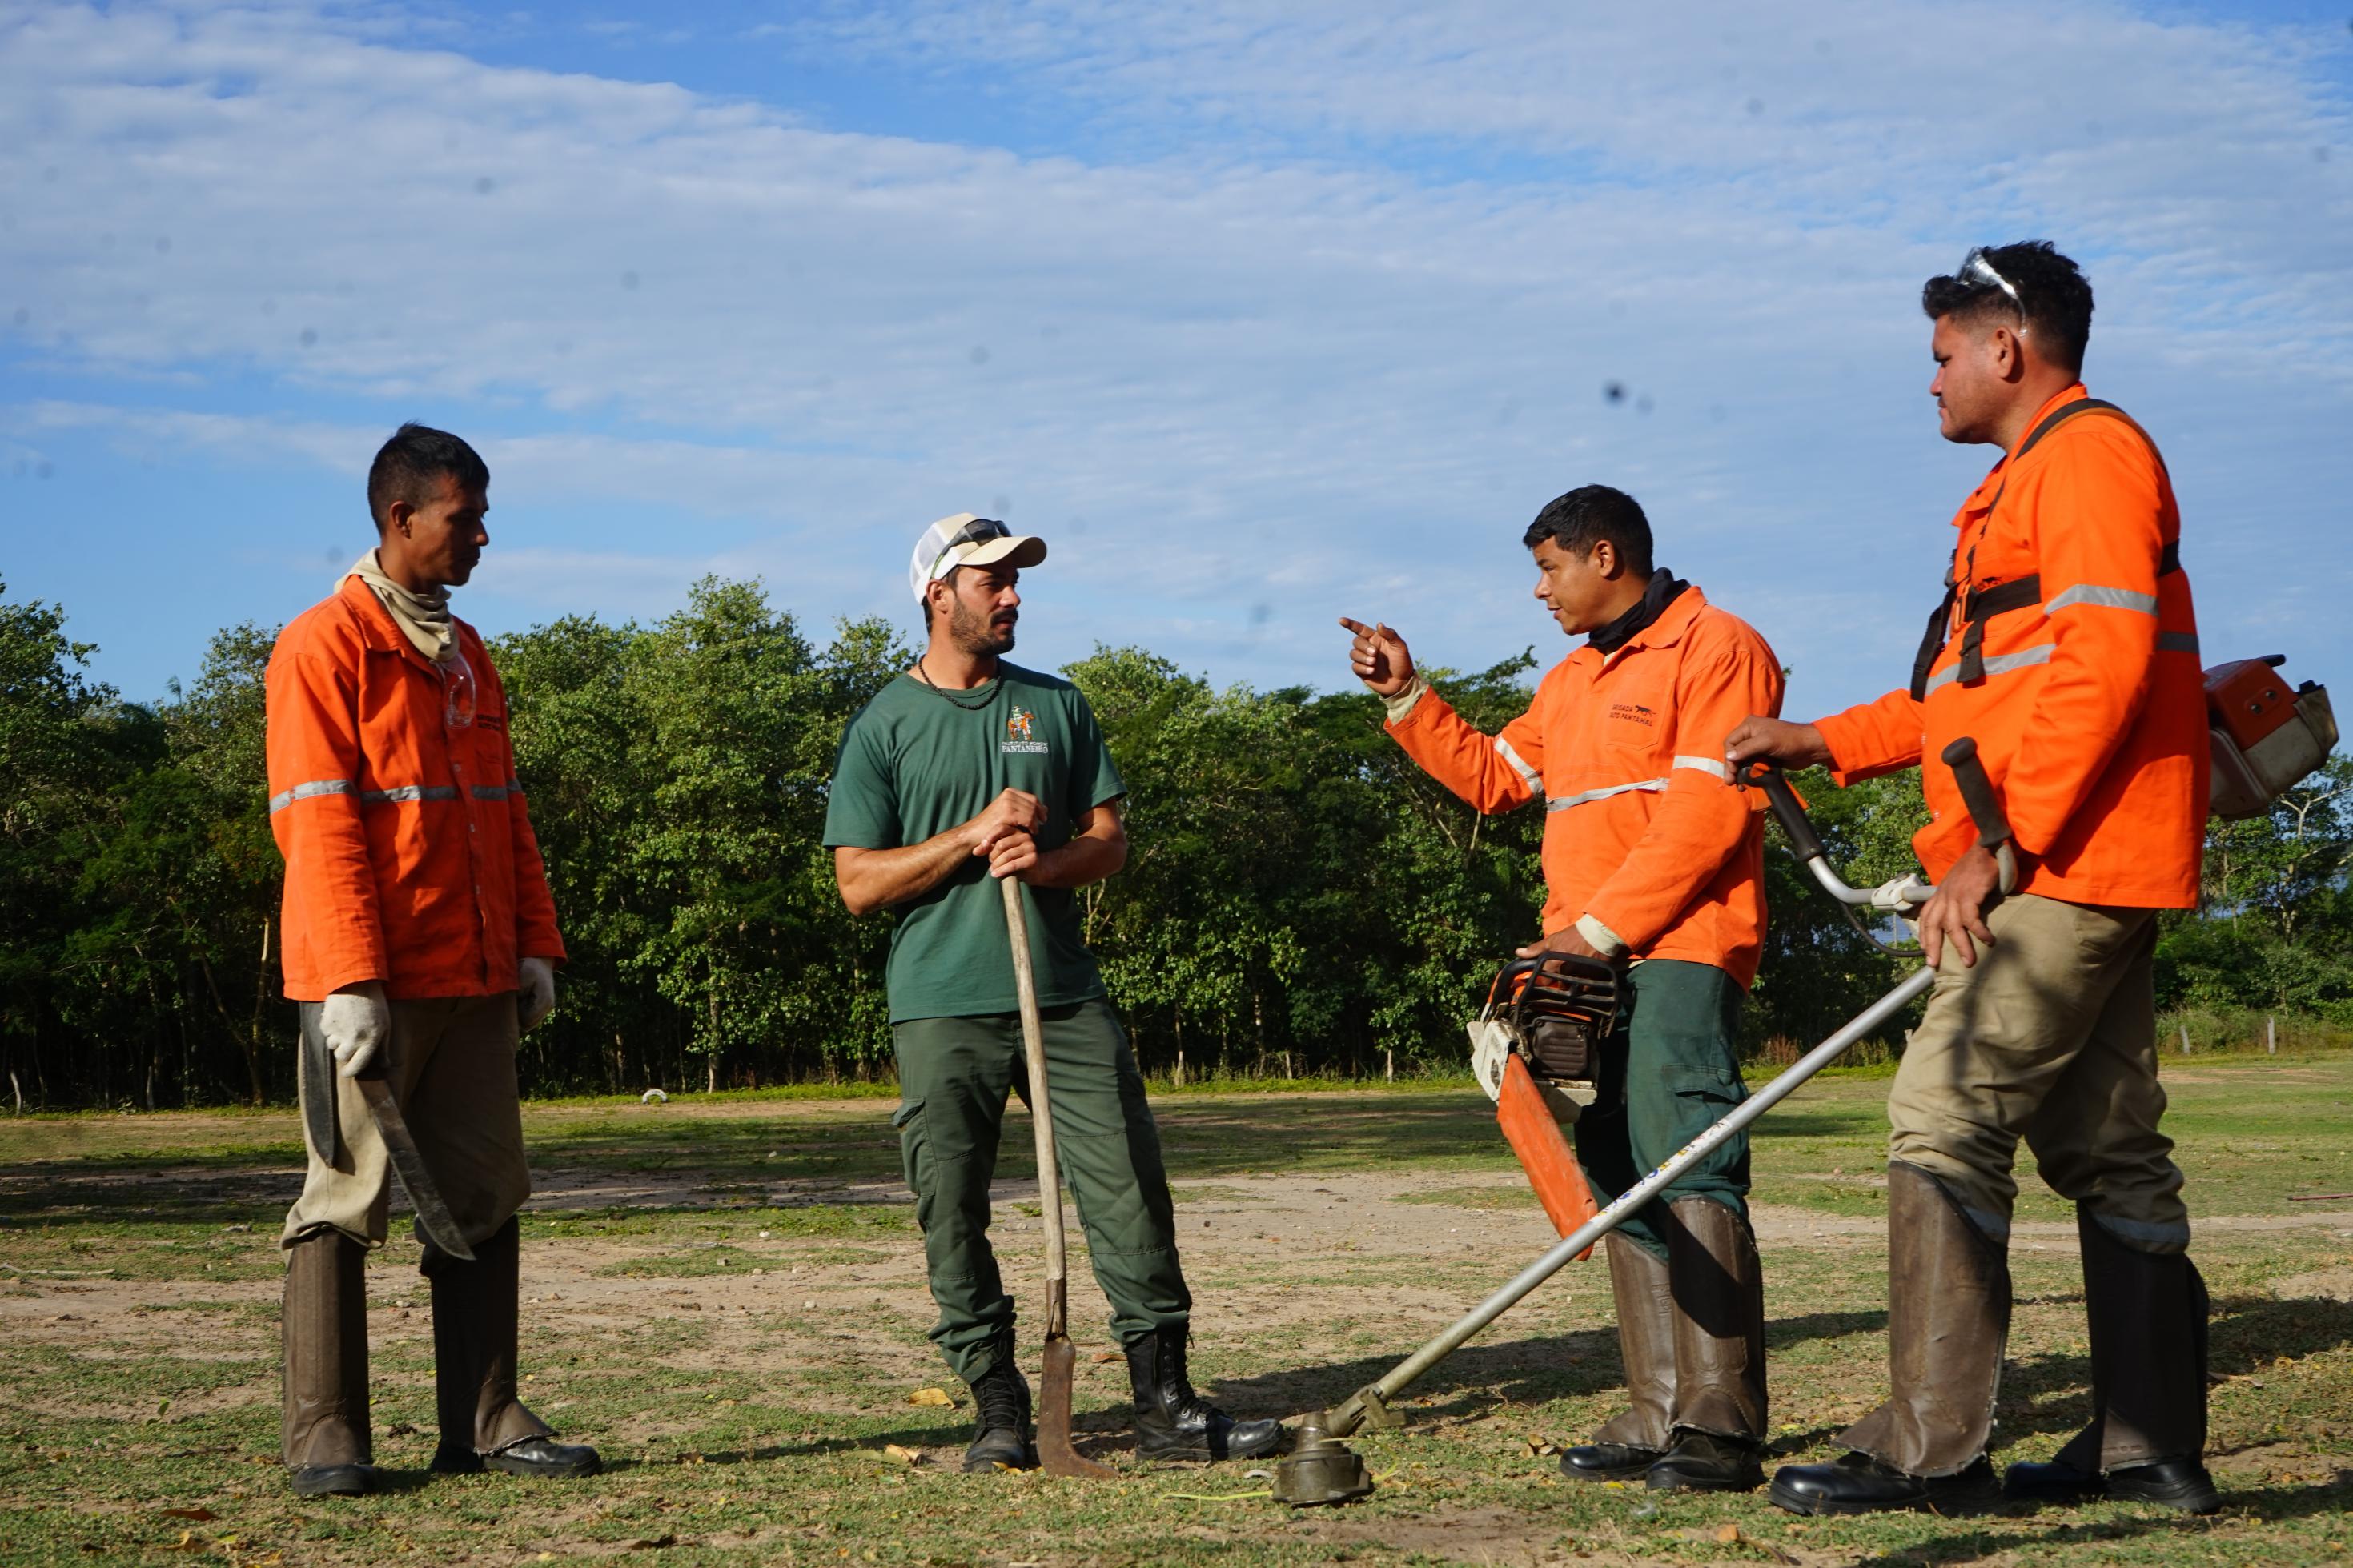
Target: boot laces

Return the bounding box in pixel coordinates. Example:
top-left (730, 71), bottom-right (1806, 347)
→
top-left (1151, 1335), bottom-right (1219, 1423)
top-left (970, 1359), bottom-right (1027, 1434)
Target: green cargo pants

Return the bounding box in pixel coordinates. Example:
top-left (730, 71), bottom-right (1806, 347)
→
top-left (891, 997), bottom-right (1191, 1382)
top-left (1569, 959), bottom-right (1752, 1260)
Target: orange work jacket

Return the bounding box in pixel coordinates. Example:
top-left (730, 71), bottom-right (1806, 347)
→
top-left (1814, 385), bottom-right (2206, 908)
top-left (1387, 586), bottom-right (1784, 986)
top-left (266, 576), bottom-right (564, 1001)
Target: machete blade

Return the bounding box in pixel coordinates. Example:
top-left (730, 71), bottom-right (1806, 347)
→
top-left (353, 1071), bottom-right (475, 1263)
top-left (299, 1009), bottom-right (339, 1168)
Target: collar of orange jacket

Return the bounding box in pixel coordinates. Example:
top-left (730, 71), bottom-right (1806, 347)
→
top-left (337, 575), bottom-right (453, 668)
top-left (1569, 580), bottom-right (1709, 666)
top-left (1955, 382), bottom-right (2090, 520)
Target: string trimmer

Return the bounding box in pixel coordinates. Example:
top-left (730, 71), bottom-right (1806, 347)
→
top-left (1272, 739), bottom-right (2017, 1504)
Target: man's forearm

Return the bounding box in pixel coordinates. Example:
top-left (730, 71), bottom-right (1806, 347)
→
top-left (1026, 832), bottom-right (1126, 889)
top-left (837, 830), bottom-right (974, 914)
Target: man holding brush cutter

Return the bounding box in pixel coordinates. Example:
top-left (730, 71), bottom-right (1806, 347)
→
top-left (1727, 241), bottom-right (2216, 1517)
top-left (1342, 483), bottom-right (1785, 1493)
top-left (825, 513), bottom-right (1283, 1474)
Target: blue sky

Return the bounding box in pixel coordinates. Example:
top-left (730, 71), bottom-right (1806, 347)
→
top-left (2, 0), bottom-right (2348, 724)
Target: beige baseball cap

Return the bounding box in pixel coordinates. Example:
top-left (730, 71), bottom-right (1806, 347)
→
top-left (908, 513), bottom-right (1046, 601)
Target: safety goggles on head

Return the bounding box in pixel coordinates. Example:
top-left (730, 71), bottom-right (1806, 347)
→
top-left (928, 517), bottom-right (1011, 581)
top-left (1958, 247), bottom-right (2026, 322)
top-left (439, 648), bottom-right (477, 732)
top-left (908, 511), bottom-right (1048, 601)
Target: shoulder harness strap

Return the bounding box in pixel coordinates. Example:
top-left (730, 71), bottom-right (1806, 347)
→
top-left (1908, 399), bottom-right (2180, 700)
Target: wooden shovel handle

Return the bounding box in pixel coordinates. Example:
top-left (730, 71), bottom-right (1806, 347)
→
top-left (1002, 874), bottom-right (1070, 1338)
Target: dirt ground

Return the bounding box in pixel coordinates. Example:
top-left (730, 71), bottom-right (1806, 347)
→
top-left (5, 1068), bottom-right (2353, 1566)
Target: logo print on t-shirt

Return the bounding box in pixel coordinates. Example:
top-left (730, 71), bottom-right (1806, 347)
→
top-left (1003, 707), bottom-right (1048, 755)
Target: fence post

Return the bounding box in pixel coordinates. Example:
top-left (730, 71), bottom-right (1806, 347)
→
top-left (2179, 1025), bottom-right (2191, 1056)
top-left (2267, 1015), bottom-right (2276, 1055)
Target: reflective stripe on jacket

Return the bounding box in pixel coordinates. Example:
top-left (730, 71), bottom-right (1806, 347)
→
top-left (1814, 384), bottom-right (2207, 908)
top-left (1386, 586), bottom-right (1785, 986)
top-left (266, 576), bottom-right (564, 1000)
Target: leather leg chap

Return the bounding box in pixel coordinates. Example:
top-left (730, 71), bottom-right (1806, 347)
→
top-left (1592, 1233), bottom-right (1677, 1450)
top-left (282, 1229), bottom-right (371, 1469)
top-left (1664, 1197), bottom-right (1766, 1441)
top-left (424, 1217), bottom-right (552, 1455)
top-left (2052, 1207), bottom-right (2210, 1473)
top-left (1839, 1161), bottom-right (2010, 1477)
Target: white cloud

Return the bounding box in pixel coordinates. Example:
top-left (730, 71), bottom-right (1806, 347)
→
top-left (2, 0), bottom-right (2347, 714)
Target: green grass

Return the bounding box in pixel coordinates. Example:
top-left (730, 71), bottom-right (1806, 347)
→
top-left (2, 1052), bottom-right (2351, 1565)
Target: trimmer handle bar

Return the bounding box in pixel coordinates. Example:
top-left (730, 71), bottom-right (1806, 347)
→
top-left (1741, 742), bottom-right (2015, 914)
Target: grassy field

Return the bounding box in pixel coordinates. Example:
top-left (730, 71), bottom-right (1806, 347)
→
top-left (3, 1051), bottom-right (2351, 1566)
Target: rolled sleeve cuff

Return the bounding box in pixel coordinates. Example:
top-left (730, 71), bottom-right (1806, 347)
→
top-left (1382, 676), bottom-right (1431, 725)
top-left (1574, 913), bottom-right (1628, 958)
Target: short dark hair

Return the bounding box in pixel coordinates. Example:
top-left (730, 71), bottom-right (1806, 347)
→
top-left (1921, 241), bottom-right (2094, 375)
top-left (1523, 485), bottom-right (1652, 575)
top-left (367, 423), bottom-right (489, 530)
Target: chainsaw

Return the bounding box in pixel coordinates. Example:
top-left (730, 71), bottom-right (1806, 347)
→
top-left (1467, 951), bottom-right (1622, 1249)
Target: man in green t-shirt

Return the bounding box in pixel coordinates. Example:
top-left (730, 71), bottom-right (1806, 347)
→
top-left (824, 513), bottom-right (1282, 1474)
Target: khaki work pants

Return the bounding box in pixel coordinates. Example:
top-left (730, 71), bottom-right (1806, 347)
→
top-left (280, 993), bottom-right (533, 1251)
top-left (1886, 892), bottom-right (2188, 1252)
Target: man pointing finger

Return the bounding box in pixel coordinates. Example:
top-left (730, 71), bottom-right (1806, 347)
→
top-left (1346, 485), bottom-right (1785, 1494)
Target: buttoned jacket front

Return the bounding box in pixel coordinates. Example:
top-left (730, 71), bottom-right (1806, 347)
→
top-left (266, 576), bottom-right (564, 1000)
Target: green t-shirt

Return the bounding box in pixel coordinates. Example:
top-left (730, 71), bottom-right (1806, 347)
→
top-left (822, 663), bottom-right (1125, 1023)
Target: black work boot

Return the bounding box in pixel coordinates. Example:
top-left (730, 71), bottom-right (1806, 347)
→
top-left (1562, 1233), bottom-right (1674, 1482)
top-left (283, 1229), bottom-right (382, 1498)
top-left (1125, 1326), bottom-right (1283, 1462)
top-left (1771, 1164), bottom-right (2009, 1516)
top-left (1645, 1199), bottom-right (1766, 1492)
top-left (1770, 1451), bottom-right (2002, 1516)
top-left (1649, 1430), bottom-right (1765, 1493)
top-left (962, 1332), bottom-right (1038, 1474)
top-left (2005, 1454), bottom-right (2221, 1513)
top-left (2004, 1206), bottom-right (2218, 1514)
top-left (423, 1218), bottom-right (600, 1478)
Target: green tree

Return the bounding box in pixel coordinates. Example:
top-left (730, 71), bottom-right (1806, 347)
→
top-left (0, 582), bottom-right (144, 1107)
top-left (2158, 755), bottom-right (2353, 1021)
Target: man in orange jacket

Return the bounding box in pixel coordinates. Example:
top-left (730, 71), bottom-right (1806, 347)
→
top-left (1343, 485), bottom-right (1784, 1492)
top-left (267, 423), bottom-right (597, 1496)
top-left (1730, 242), bottom-right (2215, 1516)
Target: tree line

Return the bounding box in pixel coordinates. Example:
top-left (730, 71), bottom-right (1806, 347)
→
top-left (2, 575), bottom-right (2347, 1109)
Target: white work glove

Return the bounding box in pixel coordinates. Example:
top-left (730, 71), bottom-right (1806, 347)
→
top-left (1468, 1018), bottom-right (1512, 1103)
top-left (321, 982), bottom-right (391, 1079)
top-left (518, 956), bottom-right (557, 1033)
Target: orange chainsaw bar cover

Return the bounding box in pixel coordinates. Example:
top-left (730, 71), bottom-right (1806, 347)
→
top-left (1496, 1053), bottom-right (1600, 1259)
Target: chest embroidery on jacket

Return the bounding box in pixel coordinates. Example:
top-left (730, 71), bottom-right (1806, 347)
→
top-left (1607, 702), bottom-right (1657, 729)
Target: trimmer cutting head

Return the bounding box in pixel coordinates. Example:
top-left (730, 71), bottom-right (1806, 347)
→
top-left (1273, 1410), bottom-right (1375, 1506)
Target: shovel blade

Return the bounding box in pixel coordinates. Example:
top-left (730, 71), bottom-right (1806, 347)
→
top-left (1037, 1333), bottom-right (1118, 1480)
